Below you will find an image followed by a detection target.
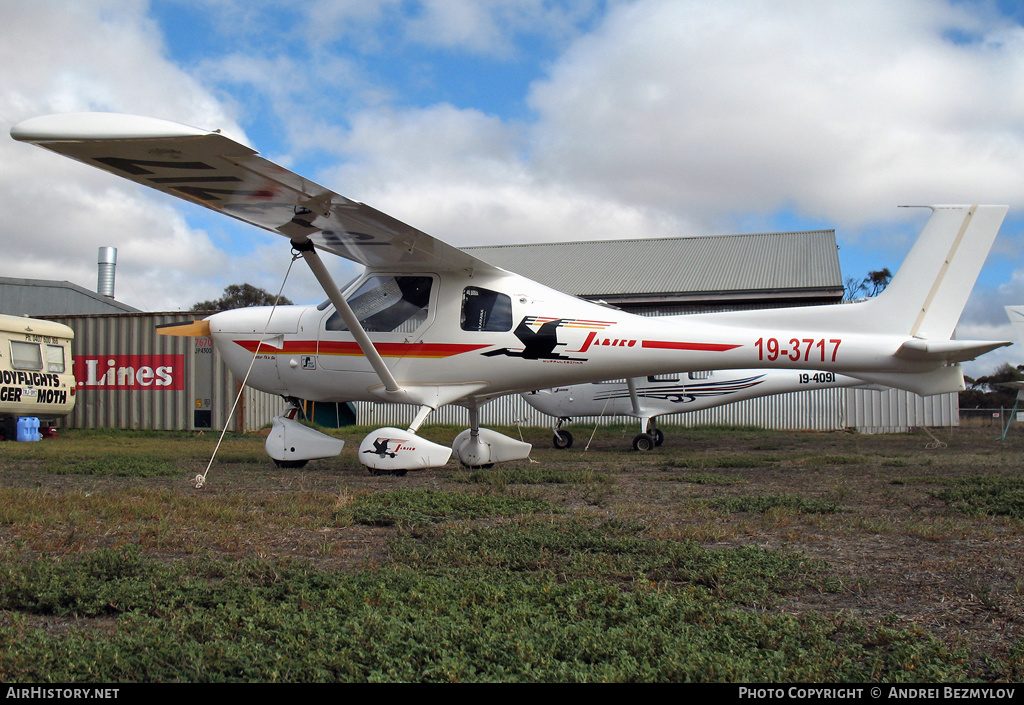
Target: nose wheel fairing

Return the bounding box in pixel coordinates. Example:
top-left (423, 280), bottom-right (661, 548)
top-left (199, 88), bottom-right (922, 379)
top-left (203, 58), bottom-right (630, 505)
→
top-left (265, 412), bottom-right (345, 465)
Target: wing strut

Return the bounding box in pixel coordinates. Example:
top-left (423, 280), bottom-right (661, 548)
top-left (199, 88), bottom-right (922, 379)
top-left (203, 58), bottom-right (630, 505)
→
top-left (290, 237), bottom-right (402, 394)
top-left (625, 377), bottom-right (643, 416)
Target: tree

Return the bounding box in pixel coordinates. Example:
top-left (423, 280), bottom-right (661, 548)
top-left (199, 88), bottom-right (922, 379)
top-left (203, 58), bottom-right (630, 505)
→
top-left (191, 284), bottom-right (293, 311)
top-left (843, 268), bottom-right (892, 300)
top-left (959, 363), bottom-right (1024, 409)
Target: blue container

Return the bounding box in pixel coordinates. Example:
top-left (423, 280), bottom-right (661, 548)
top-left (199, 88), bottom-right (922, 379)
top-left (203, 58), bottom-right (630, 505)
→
top-left (17, 417), bottom-right (40, 442)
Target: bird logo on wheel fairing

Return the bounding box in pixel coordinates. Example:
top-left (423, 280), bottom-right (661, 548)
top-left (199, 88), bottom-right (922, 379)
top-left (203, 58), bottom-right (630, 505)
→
top-left (362, 437), bottom-right (399, 459)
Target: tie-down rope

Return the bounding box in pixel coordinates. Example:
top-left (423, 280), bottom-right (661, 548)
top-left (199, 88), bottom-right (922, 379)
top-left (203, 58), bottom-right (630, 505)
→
top-left (194, 252), bottom-right (300, 489)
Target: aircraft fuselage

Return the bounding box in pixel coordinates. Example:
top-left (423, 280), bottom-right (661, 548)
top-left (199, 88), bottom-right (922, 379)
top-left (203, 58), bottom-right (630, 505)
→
top-left (209, 266), bottom-right (934, 407)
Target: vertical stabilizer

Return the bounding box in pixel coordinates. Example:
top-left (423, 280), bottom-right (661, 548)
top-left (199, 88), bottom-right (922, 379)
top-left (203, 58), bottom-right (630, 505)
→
top-left (871, 205), bottom-right (1007, 339)
top-left (697, 204), bottom-right (1007, 346)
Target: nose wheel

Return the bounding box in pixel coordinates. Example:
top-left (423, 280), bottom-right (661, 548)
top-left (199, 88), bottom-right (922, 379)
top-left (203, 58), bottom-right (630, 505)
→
top-left (633, 427), bottom-right (664, 451)
top-left (632, 433), bottom-right (655, 451)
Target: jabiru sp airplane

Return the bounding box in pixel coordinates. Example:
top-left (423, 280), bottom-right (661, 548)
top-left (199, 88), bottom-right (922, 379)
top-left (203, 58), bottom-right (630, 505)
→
top-left (10, 112), bottom-right (1011, 474)
top-left (523, 368), bottom-right (879, 451)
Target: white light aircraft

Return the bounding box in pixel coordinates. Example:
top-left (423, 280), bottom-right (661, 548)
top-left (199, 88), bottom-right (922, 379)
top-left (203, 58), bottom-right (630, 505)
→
top-left (523, 368), bottom-right (875, 451)
top-left (11, 113), bottom-right (1011, 474)
top-left (1006, 306), bottom-right (1024, 346)
top-left (995, 305), bottom-right (1024, 439)
top-left (999, 305), bottom-right (1024, 394)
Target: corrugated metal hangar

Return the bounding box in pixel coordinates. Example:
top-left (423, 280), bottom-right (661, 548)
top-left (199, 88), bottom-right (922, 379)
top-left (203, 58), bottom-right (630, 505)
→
top-left (0, 276), bottom-right (140, 316)
top-left (41, 312), bottom-right (285, 432)
top-left (1, 275), bottom-right (285, 432)
top-left (464, 230), bottom-right (845, 313)
top-left (1, 231), bottom-right (956, 435)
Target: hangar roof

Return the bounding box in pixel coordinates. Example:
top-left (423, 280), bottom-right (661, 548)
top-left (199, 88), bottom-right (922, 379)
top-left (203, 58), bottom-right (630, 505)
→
top-left (0, 276), bottom-right (140, 316)
top-left (465, 230), bottom-right (842, 304)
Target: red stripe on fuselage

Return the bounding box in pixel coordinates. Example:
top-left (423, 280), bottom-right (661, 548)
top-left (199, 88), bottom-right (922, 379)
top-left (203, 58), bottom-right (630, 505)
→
top-left (642, 340), bottom-right (742, 352)
top-left (233, 340), bottom-right (490, 358)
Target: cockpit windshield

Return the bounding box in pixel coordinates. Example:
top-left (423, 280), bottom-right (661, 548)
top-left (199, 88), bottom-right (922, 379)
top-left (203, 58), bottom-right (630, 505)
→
top-left (325, 275), bottom-right (433, 333)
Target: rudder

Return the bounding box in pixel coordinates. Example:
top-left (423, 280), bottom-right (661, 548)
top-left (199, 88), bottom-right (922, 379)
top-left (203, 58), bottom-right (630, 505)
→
top-left (872, 205), bottom-right (1007, 339)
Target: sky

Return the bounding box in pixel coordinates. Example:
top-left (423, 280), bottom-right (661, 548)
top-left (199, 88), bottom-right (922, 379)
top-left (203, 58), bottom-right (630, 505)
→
top-left (3, 0), bottom-right (1024, 378)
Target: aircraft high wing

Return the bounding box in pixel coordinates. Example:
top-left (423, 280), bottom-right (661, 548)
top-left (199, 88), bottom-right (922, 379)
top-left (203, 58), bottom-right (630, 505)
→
top-left (523, 369), bottom-right (878, 451)
top-left (11, 112), bottom-right (1012, 473)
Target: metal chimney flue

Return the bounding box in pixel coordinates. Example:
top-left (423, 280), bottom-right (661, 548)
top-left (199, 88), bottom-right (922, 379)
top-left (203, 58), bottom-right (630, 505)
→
top-left (97, 247), bottom-right (117, 298)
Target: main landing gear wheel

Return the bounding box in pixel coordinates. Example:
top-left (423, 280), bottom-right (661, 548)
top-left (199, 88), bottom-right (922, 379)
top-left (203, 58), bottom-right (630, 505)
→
top-left (553, 430), bottom-right (574, 449)
top-left (632, 433), bottom-right (656, 452)
top-left (273, 459), bottom-right (309, 469)
top-left (651, 428), bottom-right (664, 447)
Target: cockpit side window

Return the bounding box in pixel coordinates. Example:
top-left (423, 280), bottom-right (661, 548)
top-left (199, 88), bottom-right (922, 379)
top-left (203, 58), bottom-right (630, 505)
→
top-left (326, 275), bottom-right (433, 333)
top-left (461, 286), bottom-right (512, 332)
top-left (648, 374), bottom-right (680, 383)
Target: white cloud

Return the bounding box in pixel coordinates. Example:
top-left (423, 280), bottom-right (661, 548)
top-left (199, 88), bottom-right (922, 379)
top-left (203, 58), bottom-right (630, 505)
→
top-left (527, 0), bottom-right (1024, 232)
top-left (320, 103), bottom-right (689, 247)
top-left (0, 0), bottom-right (248, 311)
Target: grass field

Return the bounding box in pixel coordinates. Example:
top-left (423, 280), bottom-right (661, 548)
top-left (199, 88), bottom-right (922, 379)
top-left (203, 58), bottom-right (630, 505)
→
top-left (1, 423), bottom-right (1023, 682)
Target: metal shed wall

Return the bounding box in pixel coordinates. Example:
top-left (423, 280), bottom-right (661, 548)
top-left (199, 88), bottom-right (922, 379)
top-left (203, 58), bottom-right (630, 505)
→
top-left (42, 312), bottom-right (285, 432)
top-left (356, 388), bottom-right (849, 431)
top-left (845, 388), bottom-right (958, 433)
top-left (356, 387), bottom-right (958, 433)
top-left (355, 395), bottom-right (552, 429)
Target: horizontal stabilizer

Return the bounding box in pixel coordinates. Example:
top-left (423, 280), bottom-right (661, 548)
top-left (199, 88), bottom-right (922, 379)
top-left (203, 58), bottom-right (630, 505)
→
top-left (156, 319), bottom-right (211, 337)
top-left (849, 382), bottom-right (891, 392)
top-left (894, 338), bottom-right (1011, 363)
top-left (849, 364), bottom-right (966, 396)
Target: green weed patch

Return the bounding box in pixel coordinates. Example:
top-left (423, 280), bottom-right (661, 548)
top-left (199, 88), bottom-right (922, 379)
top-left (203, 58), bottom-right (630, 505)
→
top-left (667, 455), bottom-right (776, 469)
top-left (708, 493), bottom-right (839, 515)
top-left (461, 466), bottom-right (614, 486)
top-left (387, 518), bottom-right (837, 605)
top-left (932, 476), bottom-right (1024, 518)
top-left (44, 455), bottom-right (180, 477)
top-left (333, 488), bottom-right (553, 526)
top-left (0, 544), bottom-right (966, 683)
top-left (796, 455), bottom-right (869, 466)
top-left (666, 472), bottom-right (744, 485)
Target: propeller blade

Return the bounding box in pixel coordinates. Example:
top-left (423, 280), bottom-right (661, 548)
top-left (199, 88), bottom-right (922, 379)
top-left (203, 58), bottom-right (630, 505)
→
top-left (156, 319), bottom-right (211, 337)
